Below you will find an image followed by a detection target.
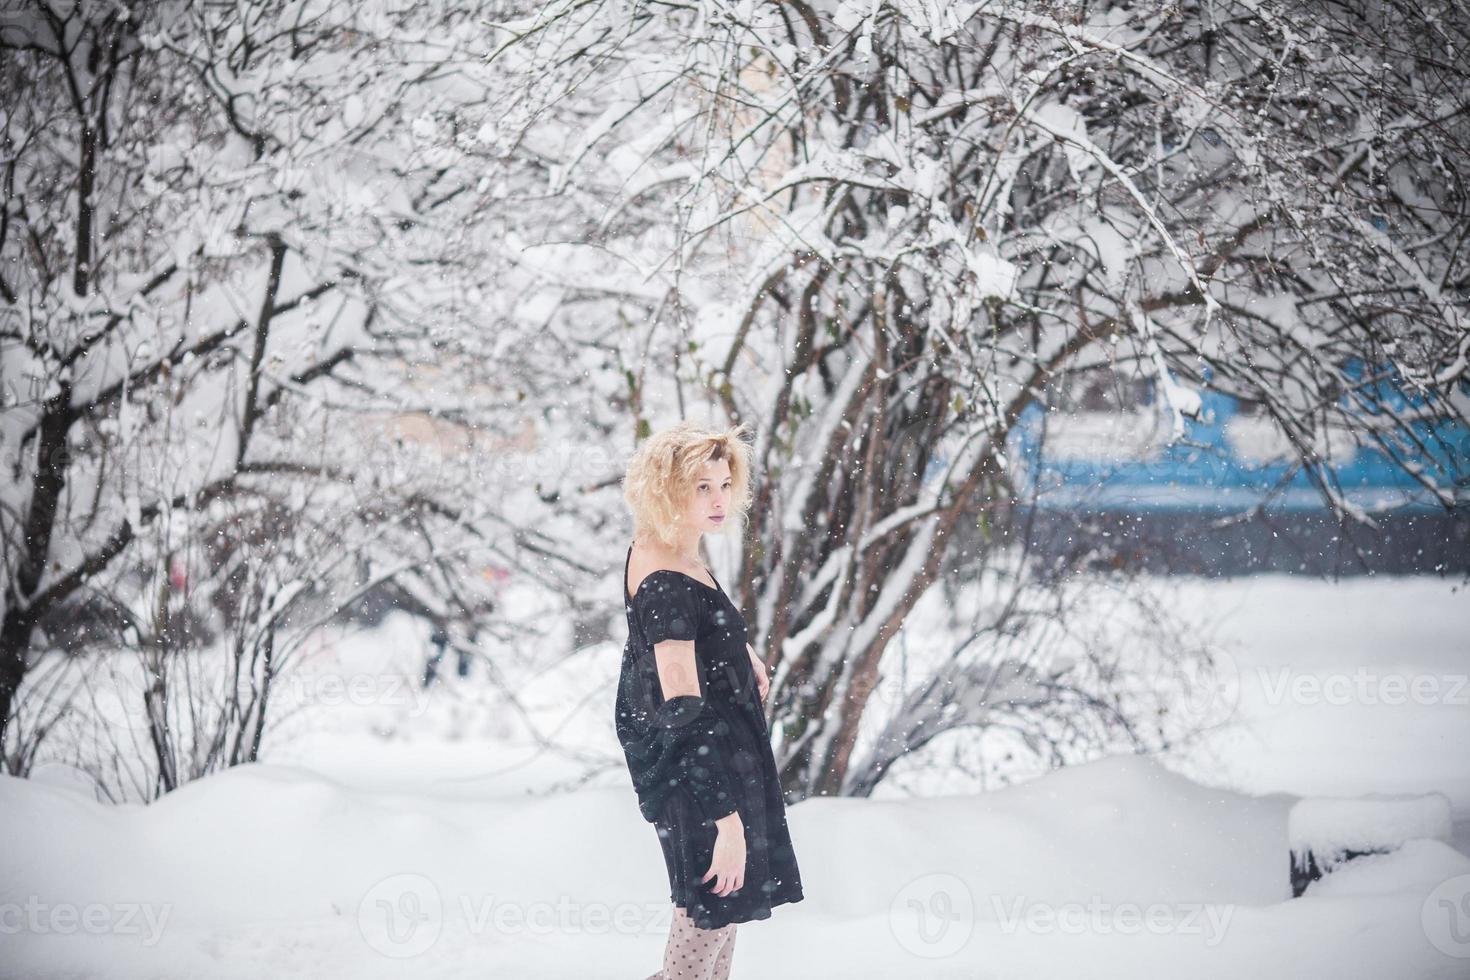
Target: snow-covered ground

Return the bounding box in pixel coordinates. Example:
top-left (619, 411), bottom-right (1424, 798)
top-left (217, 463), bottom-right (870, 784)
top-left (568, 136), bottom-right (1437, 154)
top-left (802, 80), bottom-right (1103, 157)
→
top-left (3, 573), bottom-right (1467, 978)
top-left (1153, 574), bottom-right (1470, 859)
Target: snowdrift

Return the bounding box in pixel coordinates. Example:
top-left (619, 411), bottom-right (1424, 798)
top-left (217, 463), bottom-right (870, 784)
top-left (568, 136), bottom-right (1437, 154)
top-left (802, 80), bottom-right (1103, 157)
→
top-left (2, 752), bottom-right (1466, 978)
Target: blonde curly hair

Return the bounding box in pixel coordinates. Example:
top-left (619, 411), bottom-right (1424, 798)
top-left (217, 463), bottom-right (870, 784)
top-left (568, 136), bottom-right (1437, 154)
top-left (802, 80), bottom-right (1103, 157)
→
top-left (623, 420), bottom-right (756, 550)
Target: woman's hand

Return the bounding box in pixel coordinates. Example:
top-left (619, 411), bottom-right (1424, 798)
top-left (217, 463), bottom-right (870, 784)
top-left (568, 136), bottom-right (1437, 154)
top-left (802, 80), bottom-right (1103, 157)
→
top-left (704, 811), bottom-right (747, 897)
top-left (746, 643), bottom-right (770, 704)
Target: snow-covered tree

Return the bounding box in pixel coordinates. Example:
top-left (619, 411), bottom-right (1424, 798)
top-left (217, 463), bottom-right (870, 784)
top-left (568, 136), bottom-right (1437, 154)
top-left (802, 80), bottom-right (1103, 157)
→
top-left (487, 0), bottom-right (1470, 798)
top-left (0, 0), bottom-right (559, 775)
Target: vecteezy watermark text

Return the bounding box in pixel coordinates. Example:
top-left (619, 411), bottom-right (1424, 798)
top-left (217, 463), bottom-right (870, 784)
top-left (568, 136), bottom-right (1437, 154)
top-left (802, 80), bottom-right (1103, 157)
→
top-left (356, 873), bottom-right (684, 958)
top-left (0, 897), bottom-right (172, 947)
top-left (991, 894), bottom-right (1236, 946)
top-left (284, 671), bottom-right (435, 717)
top-left (1258, 668), bottom-right (1468, 707)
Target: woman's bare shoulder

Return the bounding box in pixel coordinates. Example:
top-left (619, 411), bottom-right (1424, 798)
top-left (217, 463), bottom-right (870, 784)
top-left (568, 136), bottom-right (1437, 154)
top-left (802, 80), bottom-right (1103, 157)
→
top-left (628, 541), bottom-right (710, 598)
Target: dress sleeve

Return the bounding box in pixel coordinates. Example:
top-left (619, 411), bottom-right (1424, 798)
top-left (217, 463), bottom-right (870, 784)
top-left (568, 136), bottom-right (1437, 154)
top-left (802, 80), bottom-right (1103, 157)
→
top-left (623, 576), bottom-right (739, 823)
top-left (633, 574), bottom-right (702, 646)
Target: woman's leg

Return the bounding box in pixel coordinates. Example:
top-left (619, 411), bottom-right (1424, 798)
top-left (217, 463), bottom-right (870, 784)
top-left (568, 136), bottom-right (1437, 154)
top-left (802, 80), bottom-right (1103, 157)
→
top-left (646, 904), bottom-right (736, 980)
top-left (709, 919), bottom-right (737, 980)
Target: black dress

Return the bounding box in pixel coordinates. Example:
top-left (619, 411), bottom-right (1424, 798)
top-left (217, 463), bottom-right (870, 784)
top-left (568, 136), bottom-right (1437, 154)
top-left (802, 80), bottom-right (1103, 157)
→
top-left (615, 544), bottom-right (805, 929)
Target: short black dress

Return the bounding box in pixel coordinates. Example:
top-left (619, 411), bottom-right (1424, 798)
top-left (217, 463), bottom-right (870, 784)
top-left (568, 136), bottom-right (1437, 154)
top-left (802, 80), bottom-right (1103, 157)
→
top-left (615, 544), bottom-right (805, 929)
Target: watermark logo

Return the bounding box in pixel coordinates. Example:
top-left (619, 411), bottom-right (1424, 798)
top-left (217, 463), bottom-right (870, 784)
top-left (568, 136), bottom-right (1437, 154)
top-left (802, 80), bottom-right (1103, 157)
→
top-left (357, 873), bottom-right (443, 958)
top-left (1422, 873), bottom-right (1470, 959)
top-left (889, 873), bottom-right (974, 958)
top-left (87, 683), bottom-right (157, 740)
top-left (1168, 648), bottom-right (1241, 729)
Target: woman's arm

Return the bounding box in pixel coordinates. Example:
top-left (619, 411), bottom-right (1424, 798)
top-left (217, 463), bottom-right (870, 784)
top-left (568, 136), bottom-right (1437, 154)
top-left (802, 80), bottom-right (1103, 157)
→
top-left (746, 642), bottom-right (770, 704)
top-left (653, 636), bottom-right (703, 700)
top-left (653, 638), bottom-right (744, 835)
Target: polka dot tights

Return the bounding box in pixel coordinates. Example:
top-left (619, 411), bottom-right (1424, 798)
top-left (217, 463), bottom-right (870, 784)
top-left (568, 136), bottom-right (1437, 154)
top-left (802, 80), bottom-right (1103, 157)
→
top-left (643, 904), bottom-right (737, 980)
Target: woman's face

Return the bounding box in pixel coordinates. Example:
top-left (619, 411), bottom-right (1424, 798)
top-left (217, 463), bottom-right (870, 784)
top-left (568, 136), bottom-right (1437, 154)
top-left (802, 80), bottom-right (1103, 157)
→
top-left (682, 457), bottom-right (733, 533)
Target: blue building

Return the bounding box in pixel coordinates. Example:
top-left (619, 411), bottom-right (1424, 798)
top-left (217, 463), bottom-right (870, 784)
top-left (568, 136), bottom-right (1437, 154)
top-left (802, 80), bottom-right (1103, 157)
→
top-left (1001, 364), bottom-right (1470, 576)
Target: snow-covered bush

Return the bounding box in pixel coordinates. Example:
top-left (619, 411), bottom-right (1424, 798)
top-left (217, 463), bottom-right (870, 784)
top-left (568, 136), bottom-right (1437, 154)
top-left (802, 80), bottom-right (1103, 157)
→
top-left (485, 0), bottom-right (1470, 798)
top-left (0, 0), bottom-right (557, 790)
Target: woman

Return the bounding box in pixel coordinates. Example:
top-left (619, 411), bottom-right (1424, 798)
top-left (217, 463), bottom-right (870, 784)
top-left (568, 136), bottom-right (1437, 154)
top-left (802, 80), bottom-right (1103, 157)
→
top-left (616, 420), bottom-right (804, 980)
